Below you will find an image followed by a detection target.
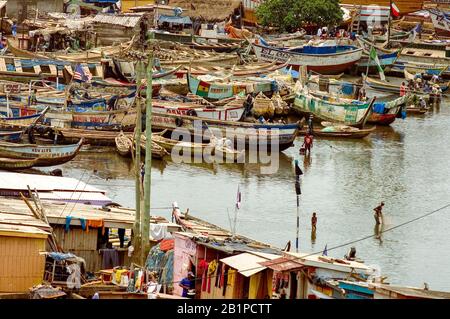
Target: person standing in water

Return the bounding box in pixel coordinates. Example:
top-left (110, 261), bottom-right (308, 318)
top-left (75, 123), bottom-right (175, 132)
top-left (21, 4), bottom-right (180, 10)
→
top-left (373, 202), bottom-right (384, 224)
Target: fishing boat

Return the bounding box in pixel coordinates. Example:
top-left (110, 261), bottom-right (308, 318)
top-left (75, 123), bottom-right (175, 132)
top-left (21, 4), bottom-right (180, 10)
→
top-left (293, 89), bottom-right (375, 128)
top-left (252, 41), bottom-right (363, 74)
top-left (152, 134), bottom-right (215, 157)
top-left (0, 138), bottom-right (83, 166)
top-left (115, 132), bottom-right (133, 157)
top-left (187, 73), bottom-right (276, 100)
top-left (406, 106), bottom-right (428, 114)
top-left (189, 41), bottom-right (241, 53)
top-left (0, 130), bottom-right (23, 142)
top-left (301, 125), bottom-right (376, 139)
top-left (151, 113), bottom-right (299, 152)
top-left (175, 62), bottom-right (288, 77)
top-left (355, 51), bottom-right (399, 73)
top-left (0, 109), bottom-right (47, 126)
top-left (138, 133), bottom-right (169, 159)
top-left (429, 9), bottom-right (450, 37)
top-left (363, 74), bottom-right (449, 94)
top-left (44, 108), bottom-right (138, 131)
top-left (0, 157), bottom-right (38, 170)
top-left (152, 134), bottom-right (244, 162)
top-left (152, 99), bottom-right (245, 122)
top-left (368, 95), bottom-right (409, 126)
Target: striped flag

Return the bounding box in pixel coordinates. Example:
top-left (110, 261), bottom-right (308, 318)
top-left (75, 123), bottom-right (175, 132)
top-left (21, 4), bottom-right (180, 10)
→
top-left (236, 185), bottom-right (241, 209)
top-left (73, 64), bottom-right (92, 82)
top-left (391, 2), bottom-right (400, 18)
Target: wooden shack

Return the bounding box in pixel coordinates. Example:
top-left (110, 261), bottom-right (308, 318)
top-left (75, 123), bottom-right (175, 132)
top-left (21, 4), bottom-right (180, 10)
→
top-left (91, 12), bottom-right (145, 46)
top-left (0, 221), bottom-right (49, 293)
top-left (0, 198), bottom-right (178, 274)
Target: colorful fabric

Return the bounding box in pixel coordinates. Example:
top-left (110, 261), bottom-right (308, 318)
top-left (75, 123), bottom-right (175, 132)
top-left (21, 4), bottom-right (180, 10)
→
top-left (87, 219), bottom-right (105, 235)
top-left (65, 216), bottom-right (73, 232)
top-left (369, 47), bottom-right (386, 81)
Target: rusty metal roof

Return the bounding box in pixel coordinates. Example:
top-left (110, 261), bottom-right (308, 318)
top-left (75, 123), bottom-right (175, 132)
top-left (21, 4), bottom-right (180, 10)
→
top-left (259, 257), bottom-right (304, 272)
top-left (93, 13), bottom-right (144, 28)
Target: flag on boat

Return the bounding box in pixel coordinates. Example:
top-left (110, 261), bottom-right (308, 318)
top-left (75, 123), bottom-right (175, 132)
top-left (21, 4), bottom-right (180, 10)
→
top-left (391, 2), bottom-right (400, 17)
top-left (322, 244), bottom-right (328, 256)
top-left (236, 185), bottom-right (241, 209)
top-left (369, 47), bottom-right (386, 81)
top-left (73, 64), bottom-right (92, 82)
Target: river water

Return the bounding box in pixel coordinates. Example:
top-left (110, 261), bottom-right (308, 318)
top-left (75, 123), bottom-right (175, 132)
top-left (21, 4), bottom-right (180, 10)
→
top-left (48, 89), bottom-right (450, 291)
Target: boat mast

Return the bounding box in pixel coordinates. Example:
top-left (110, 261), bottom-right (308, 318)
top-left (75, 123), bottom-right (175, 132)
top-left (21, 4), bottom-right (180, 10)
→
top-left (141, 50), bottom-right (153, 264)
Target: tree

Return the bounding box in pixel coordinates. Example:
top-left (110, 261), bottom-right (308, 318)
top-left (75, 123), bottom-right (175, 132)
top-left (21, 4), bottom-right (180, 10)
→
top-left (256, 0), bottom-right (343, 32)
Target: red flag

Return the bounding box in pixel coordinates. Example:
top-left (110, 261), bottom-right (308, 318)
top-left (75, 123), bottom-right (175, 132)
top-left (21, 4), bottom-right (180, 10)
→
top-left (391, 2), bottom-right (400, 17)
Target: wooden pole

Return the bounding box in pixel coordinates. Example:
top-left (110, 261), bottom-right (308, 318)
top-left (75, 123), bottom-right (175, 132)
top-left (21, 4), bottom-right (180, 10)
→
top-left (132, 60), bottom-right (143, 261)
top-left (387, 0), bottom-right (392, 47)
top-left (141, 52), bottom-right (153, 265)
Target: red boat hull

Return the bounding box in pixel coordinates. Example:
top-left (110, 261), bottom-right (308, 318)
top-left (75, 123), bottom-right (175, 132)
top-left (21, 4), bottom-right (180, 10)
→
top-left (368, 113), bottom-right (397, 126)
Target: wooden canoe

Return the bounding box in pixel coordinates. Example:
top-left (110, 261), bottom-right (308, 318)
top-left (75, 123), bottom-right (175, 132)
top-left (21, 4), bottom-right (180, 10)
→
top-left (152, 134), bottom-right (214, 157)
top-left (406, 107), bottom-right (428, 114)
top-left (151, 112), bottom-right (299, 152)
top-left (0, 130), bottom-right (23, 142)
top-left (0, 157), bottom-right (38, 170)
top-left (0, 138), bottom-right (83, 166)
top-left (189, 41), bottom-right (241, 53)
top-left (139, 134), bottom-right (169, 159)
top-left (115, 132), bottom-right (132, 157)
top-left (300, 126), bottom-right (376, 139)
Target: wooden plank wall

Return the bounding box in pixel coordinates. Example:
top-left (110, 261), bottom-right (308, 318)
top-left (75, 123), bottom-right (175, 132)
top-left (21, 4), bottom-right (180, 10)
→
top-left (0, 235), bottom-right (46, 292)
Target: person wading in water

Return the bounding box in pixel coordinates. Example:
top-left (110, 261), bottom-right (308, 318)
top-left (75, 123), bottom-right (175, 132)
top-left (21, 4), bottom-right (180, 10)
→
top-left (373, 202), bottom-right (384, 224)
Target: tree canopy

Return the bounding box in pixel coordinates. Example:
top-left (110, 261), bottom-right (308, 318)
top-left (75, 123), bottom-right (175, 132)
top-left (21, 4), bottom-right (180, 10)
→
top-left (256, 0), bottom-right (343, 32)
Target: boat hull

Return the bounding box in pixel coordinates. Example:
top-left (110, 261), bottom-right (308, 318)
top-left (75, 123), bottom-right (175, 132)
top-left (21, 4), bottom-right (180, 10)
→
top-left (151, 113), bottom-right (299, 152)
top-left (252, 43), bottom-right (363, 75)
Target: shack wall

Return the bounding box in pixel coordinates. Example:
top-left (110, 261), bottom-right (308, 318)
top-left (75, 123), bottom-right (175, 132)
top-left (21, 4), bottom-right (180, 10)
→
top-left (52, 226), bottom-right (101, 271)
top-left (0, 235), bottom-right (46, 292)
top-left (93, 24), bottom-right (137, 46)
top-left (173, 233), bottom-right (197, 297)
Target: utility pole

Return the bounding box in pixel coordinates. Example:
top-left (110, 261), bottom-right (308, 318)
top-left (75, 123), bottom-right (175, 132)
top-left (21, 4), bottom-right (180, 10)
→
top-left (294, 160), bottom-right (303, 253)
top-left (132, 60), bottom-right (143, 263)
top-left (141, 51), bottom-right (153, 265)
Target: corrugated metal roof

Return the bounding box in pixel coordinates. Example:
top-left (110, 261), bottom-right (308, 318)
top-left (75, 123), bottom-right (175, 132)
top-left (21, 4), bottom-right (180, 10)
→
top-left (0, 172), bottom-right (105, 193)
top-left (259, 257), bottom-right (304, 272)
top-left (0, 223), bottom-right (49, 237)
top-left (93, 12), bottom-right (144, 27)
top-left (220, 252), bottom-right (279, 277)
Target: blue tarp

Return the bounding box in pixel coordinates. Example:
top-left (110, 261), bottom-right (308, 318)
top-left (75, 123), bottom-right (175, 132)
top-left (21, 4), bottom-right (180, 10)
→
top-left (49, 252), bottom-right (77, 261)
top-left (373, 103), bottom-right (386, 114)
top-left (158, 15), bottom-right (192, 25)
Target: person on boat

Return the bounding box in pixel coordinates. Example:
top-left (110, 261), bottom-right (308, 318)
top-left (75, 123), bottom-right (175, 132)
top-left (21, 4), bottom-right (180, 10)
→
top-left (358, 87), bottom-right (367, 101)
top-left (302, 133), bottom-right (313, 155)
top-left (431, 74), bottom-right (439, 84)
top-left (179, 272), bottom-right (195, 298)
top-left (419, 97), bottom-right (428, 110)
top-left (29, 89), bottom-right (37, 106)
top-left (400, 82), bottom-right (407, 97)
top-left (317, 27), bottom-right (322, 38)
top-left (373, 202), bottom-right (384, 224)
top-left (345, 247), bottom-right (357, 261)
top-left (311, 212), bottom-right (317, 232)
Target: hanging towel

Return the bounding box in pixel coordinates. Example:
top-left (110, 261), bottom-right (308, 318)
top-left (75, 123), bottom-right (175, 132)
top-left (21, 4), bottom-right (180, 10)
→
top-left (150, 224), bottom-right (167, 241)
top-left (65, 216), bottom-right (73, 232)
top-left (87, 219), bottom-right (105, 235)
top-left (79, 218), bottom-right (86, 230)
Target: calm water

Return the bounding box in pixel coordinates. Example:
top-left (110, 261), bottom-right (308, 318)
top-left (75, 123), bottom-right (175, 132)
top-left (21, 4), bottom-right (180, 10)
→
top-left (47, 93), bottom-right (450, 291)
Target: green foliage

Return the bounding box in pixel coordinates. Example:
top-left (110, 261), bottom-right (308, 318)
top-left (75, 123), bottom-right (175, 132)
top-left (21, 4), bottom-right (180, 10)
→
top-left (256, 0), bottom-right (343, 32)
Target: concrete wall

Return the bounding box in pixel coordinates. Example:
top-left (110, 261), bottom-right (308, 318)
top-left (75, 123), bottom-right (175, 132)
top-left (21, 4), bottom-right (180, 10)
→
top-left (6, 0), bottom-right (64, 20)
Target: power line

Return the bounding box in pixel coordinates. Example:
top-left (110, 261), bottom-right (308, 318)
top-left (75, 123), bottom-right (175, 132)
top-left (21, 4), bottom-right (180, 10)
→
top-left (147, 201), bottom-right (450, 288)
